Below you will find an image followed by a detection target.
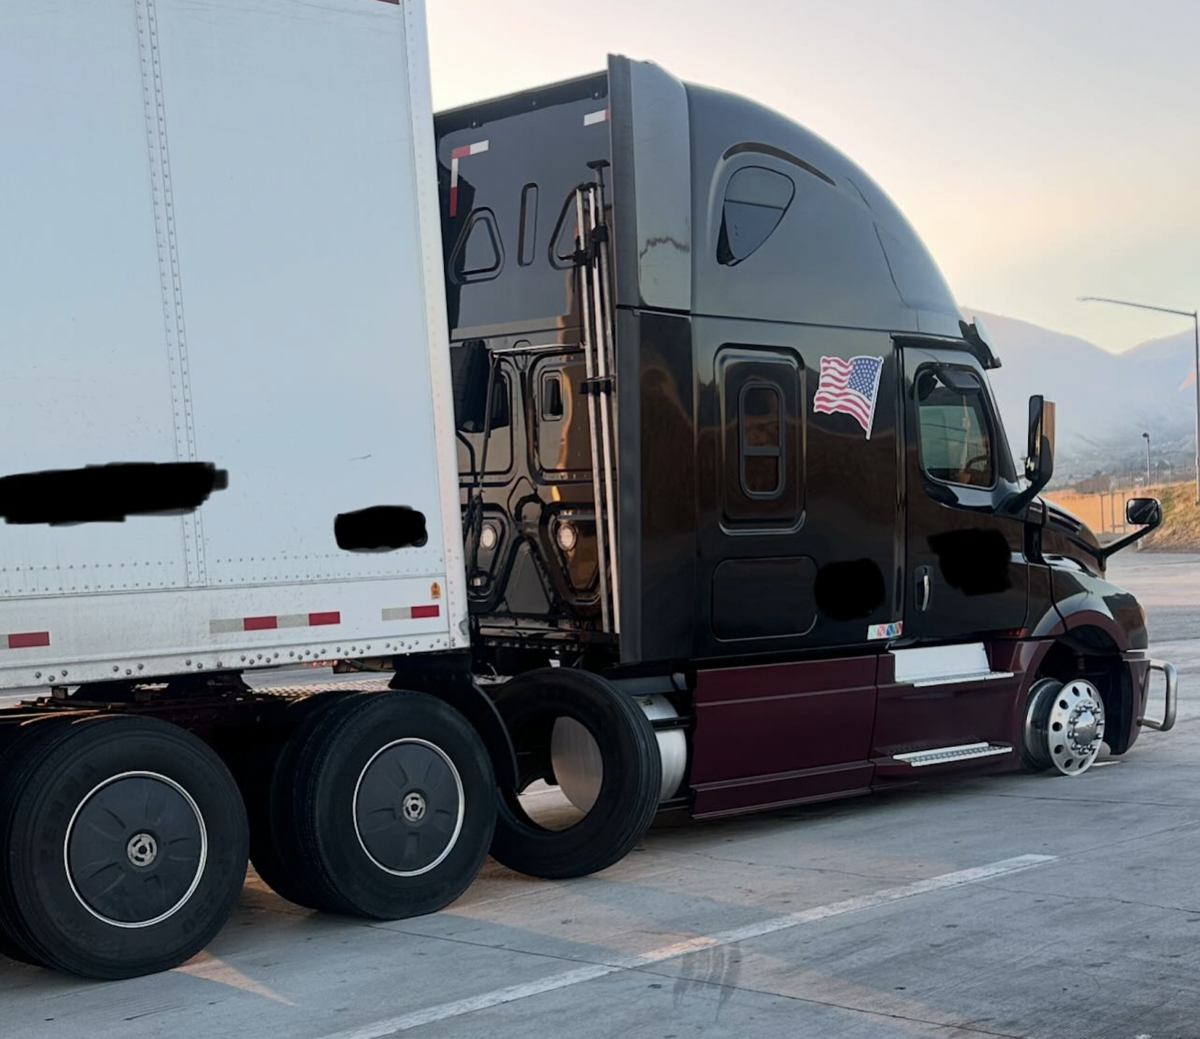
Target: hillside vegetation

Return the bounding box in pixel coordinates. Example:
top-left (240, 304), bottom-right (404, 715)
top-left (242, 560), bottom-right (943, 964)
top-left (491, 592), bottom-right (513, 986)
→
top-left (1145, 483), bottom-right (1200, 551)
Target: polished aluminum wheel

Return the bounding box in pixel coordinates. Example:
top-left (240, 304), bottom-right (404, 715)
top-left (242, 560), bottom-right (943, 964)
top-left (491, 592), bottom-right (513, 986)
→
top-left (1043, 679), bottom-right (1106, 776)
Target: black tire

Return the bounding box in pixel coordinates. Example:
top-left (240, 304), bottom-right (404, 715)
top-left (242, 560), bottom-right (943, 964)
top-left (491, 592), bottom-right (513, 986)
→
top-left (0, 715), bottom-right (248, 980)
top-left (489, 669), bottom-right (661, 880)
top-left (0, 910), bottom-right (33, 967)
top-left (0, 918), bottom-right (33, 967)
top-left (1021, 677), bottom-right (1062, 773)
top-left (0, 718), bottom-right (68, 967)
top-left (273, 691), bottom-right (495, 919)
top-left (245, 692), bottom-right (366, 909)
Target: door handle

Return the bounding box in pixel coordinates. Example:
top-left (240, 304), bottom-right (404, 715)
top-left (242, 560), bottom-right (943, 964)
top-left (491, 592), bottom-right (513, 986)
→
top-left (916, 566), bottom-right (932, 612)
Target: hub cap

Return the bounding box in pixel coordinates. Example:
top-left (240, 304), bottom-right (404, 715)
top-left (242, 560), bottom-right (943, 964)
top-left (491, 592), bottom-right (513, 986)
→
top-left (65, 772), bottom-right (207, 928)
top-left (353, 739), bottom-right (464, 877)
top-left (1046, 680), bottom-right (1106, 776)
top-left (126, 833), bottom-right (159, 868)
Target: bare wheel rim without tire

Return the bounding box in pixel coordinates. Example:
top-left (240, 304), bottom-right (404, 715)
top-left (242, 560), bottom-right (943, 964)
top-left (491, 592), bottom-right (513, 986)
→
top-left (1027, 678), bottom-right (1106, 776)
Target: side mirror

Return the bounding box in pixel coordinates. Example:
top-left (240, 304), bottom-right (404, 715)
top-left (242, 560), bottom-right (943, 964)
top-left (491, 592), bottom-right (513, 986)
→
top-left (998, 394), bottom-right (1057, 516)
top-left (1025, 394), bottom-right (1056, 492)
top-left (1126, 497), bottom-right (1162, 528)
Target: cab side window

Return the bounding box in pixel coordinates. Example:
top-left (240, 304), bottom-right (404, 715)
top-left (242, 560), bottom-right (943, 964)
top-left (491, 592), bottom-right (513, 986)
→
top-left (718, 348), bottom-right (804, 529)
top-left (739, 381), bottom-right (784, 497)
top-left (916, 367), bottom-right (994, 488)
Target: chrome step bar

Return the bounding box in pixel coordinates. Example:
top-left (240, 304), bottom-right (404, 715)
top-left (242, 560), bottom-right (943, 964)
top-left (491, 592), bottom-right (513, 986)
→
top-left (892, 742), bottom-right (1013, 767)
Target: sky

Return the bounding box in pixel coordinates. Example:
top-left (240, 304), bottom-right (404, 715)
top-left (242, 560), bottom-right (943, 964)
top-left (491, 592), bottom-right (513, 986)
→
top-left (427, 0), bottom-right (1199, 354)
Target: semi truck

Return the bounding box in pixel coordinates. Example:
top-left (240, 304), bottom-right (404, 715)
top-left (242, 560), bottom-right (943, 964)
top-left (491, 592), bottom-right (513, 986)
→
top-left (0, 0), bottom-right (1176, 980)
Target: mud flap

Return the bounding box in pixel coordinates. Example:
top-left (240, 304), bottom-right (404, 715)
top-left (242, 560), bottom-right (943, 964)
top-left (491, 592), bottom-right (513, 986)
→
top-left (389, 651), bottom-right (517, 789)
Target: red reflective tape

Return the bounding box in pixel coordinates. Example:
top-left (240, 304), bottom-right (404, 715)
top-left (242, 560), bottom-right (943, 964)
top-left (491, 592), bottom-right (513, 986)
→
top-left (308, 611), bottom-right (341, 627)
top-left (7, 631), bottom-right (50, 649)
top-left (448, 141), bottom-right (488, 217)
top-left (243, 616), bottom-right (278, 631)
top-left (411, 604), bottom-right (440, 619)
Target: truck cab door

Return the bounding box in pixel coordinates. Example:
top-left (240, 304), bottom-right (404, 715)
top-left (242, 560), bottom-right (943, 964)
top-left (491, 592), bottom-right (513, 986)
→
top-left (900, 342), bottom-right (1028, 641)
top-left (870, 341), bottom-right (1032, 765)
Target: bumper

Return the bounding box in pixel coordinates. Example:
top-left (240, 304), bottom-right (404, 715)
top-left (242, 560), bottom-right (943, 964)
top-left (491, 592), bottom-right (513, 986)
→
top-left (1139, 659), bottom-right (1178, 733)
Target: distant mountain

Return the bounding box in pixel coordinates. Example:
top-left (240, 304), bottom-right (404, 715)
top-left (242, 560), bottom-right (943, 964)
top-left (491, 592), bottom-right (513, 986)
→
top-left (964, 310), bottom-right (1197, 484)
top-left (1125, 328), bottom-right (1197, 393)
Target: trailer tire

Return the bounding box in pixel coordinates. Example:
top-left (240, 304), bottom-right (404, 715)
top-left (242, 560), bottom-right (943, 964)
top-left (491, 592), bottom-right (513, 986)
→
top-left (274, 691), bottom-right (495, 919)
top-left (0, 719), bottom-right (69, 967)
top-left (0, 920), bottom-right (34, 967)
top-left (489, 669), bottom-right (662, 879)
top-left (248, 692), bottom-right (366, 909)
top-left (0, 715), bottom-right (248, 980)
top-left (0, 912), bottom-right (35, 967)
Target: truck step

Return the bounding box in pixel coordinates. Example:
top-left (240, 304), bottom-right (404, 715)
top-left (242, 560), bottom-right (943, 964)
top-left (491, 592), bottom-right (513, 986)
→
top-left (892, 742), bottom-right (1012, 767)
top-left (891, 644), bottom-right (1014, 688)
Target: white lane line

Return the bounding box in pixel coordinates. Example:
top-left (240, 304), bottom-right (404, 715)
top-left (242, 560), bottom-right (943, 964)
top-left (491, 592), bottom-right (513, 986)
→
top-left (319, 854), bottom-right (1055, 1039)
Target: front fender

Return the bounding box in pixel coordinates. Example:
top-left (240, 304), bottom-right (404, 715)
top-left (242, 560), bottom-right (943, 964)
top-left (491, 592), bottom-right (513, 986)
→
top-left (1048, 565), bottom-right (1148, 651)
top-left (1025, 563), bottom-right (1154, 756)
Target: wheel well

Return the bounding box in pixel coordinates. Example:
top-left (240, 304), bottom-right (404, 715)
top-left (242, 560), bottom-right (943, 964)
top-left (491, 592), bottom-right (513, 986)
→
top-left (1037, 628), bottom-right (1135, 754)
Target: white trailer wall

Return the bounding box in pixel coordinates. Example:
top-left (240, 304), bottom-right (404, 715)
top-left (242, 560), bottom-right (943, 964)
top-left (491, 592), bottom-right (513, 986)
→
top-left (0, 0), bottom-right (466, 688)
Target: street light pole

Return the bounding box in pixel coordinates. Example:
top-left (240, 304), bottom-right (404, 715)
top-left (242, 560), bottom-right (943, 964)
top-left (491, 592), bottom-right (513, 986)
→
top-left (1143, 431), bottom-right (1151, 486)
top-left (1079, 296), bottom-right (1200, 505)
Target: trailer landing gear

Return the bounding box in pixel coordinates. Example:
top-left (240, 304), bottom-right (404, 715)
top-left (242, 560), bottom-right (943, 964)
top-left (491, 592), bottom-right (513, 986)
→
top-left (1022, 677), bottom-right (1107, 776)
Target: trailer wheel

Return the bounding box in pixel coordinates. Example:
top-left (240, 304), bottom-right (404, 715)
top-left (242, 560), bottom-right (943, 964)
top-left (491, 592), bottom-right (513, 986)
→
top-left (0, 918), bottom-right (33, 967)
top-left (273, 691), bottom-right (495, 919)
top-left (0, 719), bottom-right (69, 967)
top-left (0, 909), bottom-right (34, 967)
top-left (489, 669), bottom-right (662, 879)
top-left (247, 692), bottom-right (366, 909)
top-left (0, 715), bottom-right (248, 980)
top-left (1022, 676), bottom-right (1106, 776)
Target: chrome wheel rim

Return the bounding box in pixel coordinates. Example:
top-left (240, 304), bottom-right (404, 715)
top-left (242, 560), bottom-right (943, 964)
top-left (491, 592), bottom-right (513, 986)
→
top-left (1045, 679), bottom-right (1106, 776)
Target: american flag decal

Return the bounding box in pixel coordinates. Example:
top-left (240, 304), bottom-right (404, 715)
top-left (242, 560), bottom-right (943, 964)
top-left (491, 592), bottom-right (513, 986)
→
top-left (814, 355), bottom-right (884, 439)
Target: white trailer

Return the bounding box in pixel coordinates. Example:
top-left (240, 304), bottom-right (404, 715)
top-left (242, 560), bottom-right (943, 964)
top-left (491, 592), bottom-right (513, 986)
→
top-left (0, 0), bottom-right (466, 681)
top-left (0, 0), bottom-right (504, 980)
